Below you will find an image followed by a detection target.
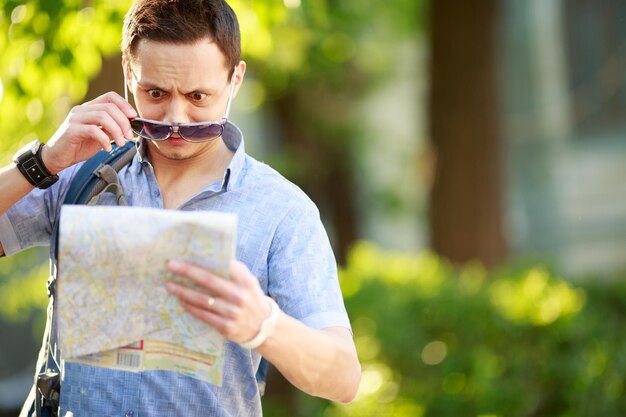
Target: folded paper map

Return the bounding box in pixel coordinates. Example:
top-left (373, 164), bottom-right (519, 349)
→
top-left (57, 205), bottom-right (236, 386)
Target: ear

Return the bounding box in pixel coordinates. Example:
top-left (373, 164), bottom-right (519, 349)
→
top-left (121, 56), bottom-right (133, 95)
top-left (232, 60), bottom-right (247, 98)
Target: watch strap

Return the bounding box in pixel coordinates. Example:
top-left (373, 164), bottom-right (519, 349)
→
top-left (239, 296), bottom-right (279, 350)
top-left (14, 141), bottom-right (59, 189)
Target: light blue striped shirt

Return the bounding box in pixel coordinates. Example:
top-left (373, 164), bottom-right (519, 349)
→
top-left (0, 122), bottom-right (351, 417)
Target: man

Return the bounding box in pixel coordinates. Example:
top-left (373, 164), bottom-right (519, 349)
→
top-left (0, 0), bottom-right (361, 415)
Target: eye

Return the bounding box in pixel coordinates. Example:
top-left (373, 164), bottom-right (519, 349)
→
top-left (148, 89), bottom-right (165, 99)
top-left (189, 92), bottom-right (207, 102)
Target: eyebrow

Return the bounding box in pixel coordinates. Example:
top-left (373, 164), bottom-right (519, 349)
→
top-left (130, 67), bottom-right (225, 95)
top-left (132, 73), bottom-right (164, 90)
top-left (136, 78), bottom-right (218, 96)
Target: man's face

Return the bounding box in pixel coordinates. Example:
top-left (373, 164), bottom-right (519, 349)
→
top-left (124, 38), bottom-right (242, 160)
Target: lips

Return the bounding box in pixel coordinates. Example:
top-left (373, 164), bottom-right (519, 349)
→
top-left (166, 136), bottom-right (187, 145)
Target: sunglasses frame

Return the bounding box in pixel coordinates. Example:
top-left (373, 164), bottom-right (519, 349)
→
top-left (124, 65), bottom-right (237, 143)
top-left (129, 118), bottom-right (226, 143)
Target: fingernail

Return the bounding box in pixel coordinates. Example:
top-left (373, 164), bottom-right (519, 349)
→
top-left (126, 129), bottom-right (134, 139)
top-left (168, 259), bottom-right (182, 270)
top-left (165, 282), bottom-right (176, 293)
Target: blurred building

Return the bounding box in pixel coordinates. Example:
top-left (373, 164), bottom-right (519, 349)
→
top-left (502, 0), bottom-right (626, 277)
top-left (357, 0), bottom-right (626, 279)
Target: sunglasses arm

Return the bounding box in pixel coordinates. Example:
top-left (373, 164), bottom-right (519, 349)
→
top-left (223, 66), bottom-right (237, 120)
top-left (123, 69), bottom-right (129, 103)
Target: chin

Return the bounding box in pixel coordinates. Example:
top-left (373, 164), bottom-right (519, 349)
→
top-left (164, 151), bottom-right (192, 161)
top-left (150, 141), bottom-right (193, 160)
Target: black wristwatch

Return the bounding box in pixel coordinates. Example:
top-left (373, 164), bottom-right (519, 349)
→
top-left (13, 140), bottom-right (59, 189)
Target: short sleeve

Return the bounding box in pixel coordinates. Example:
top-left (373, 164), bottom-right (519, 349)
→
top-left (0, 164), bottom-right (80, 256)
top-left (267, 198), bottom-right (351, 332)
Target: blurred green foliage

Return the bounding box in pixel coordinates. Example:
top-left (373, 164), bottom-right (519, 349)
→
top-left (0, 248), bottom-right (48, 335)
top-left (263, 242), bottom-right (626, 417)
top-left (0, 0), bottom-right (132, 160)
top-left (229, 0), bottom-right (426, 184)
top-left (231, 0), bottom-right (424, 94)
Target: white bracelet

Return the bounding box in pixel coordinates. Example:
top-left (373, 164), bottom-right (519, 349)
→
top-left (239, 296), bottom-right (280, 349)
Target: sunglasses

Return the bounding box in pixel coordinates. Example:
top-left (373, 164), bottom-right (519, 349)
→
top-left (129, 118), bottom-right (226, 142)
top-left (124, 66), bottom-right (237, 143)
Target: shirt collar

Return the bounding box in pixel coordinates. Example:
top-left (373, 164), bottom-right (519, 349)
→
top-left (132, 121), bottom-right (246, 192)
top-left (221, 121), bottom-right (246, 191)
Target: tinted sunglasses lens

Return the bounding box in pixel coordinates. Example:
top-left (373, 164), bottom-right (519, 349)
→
top-left (179, 123), bottom-right (224, 142)
top-left (130, 120), bottom-right (171, 140)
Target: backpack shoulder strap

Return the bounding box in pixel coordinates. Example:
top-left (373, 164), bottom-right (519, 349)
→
top-left (64, 141), bottom-right (137, 205)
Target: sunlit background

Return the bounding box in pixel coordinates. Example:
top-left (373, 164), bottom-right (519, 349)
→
top-left (2, 0), bottom-right (626, 416)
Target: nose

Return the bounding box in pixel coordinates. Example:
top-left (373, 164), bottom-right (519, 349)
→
top-left (163, 97), bottom-right (190, 124)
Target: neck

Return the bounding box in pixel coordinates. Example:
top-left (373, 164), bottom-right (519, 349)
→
top-left (146, 139), bottom-right (234, 208)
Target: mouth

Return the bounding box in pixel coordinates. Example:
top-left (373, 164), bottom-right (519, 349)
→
top-left (165, 136), bottom-right (187, 145)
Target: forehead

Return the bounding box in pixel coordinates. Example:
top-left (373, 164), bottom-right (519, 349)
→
top-left (130, 38), bottom-right (230, 86)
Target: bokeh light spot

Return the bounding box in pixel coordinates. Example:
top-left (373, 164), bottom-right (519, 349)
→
top-left (421, 340), bottom-right (447, 365)
top-left (283, 0), bottom-right (301, 8)
top-left (26, 99), bottom-right (43, 123)
top-left (11, 5), bottom-right (27, 24)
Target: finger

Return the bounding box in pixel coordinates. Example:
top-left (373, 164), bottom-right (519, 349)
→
top-left (82, 93), bottom-right (136, 141)
top-left (85, 91), bottom-right (137, 119)
top-left (229, 260), bottom-right (257, 286)
top-left (166, 281), bottom-right (218, 312)
top-left (71, 104), bottom-right (133, 144)
top-left (73, 124), bottom-right (114, 152)
top-left (168, 260), bottom-right (243, 304)
top-left (180, 301), bottom-right (230, 336)
top-left (90, 102), bottom-right (135, 142)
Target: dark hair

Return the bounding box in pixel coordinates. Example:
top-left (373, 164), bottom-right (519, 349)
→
top-left (122, 0), bottom-right (241, 73)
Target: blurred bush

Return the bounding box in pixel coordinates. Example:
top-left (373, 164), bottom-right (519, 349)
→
top-left (265, 242), bottom-right (626, 417)
top-left (4, 242), bottom-right (626, 416)
top-left (0, 248), bottom-right (48, 329)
